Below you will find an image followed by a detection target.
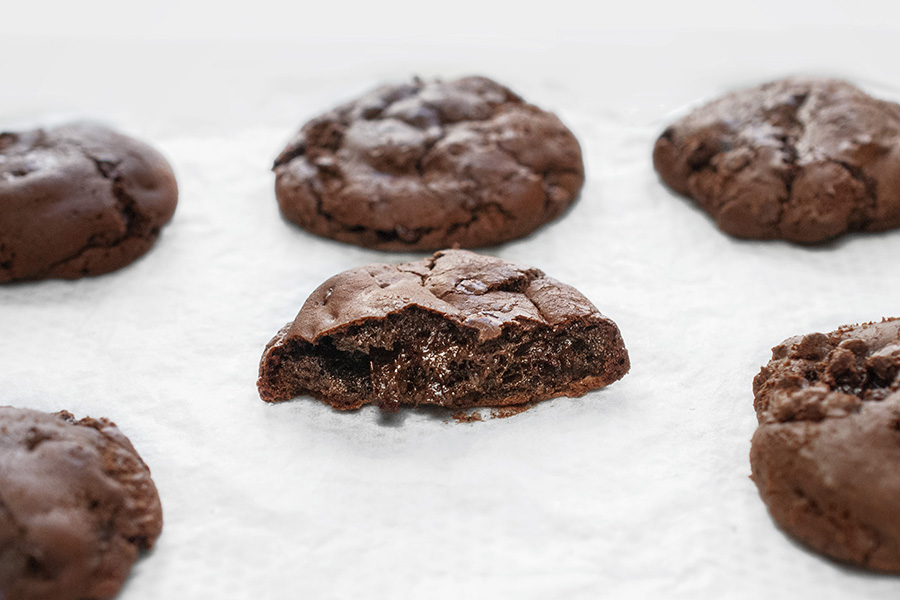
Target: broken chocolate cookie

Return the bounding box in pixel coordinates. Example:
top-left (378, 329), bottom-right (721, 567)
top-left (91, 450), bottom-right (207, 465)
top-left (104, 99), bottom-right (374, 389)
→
top-left (258, 249), bottom-right (629, 412)
top-left (0, 406), bottom-right (163, 599)
top-left (0, 122), bottom-right (178, 281)
top-left (750, 318), bottom-right (900, 572)
top-left (272, 76), bottom-right (584, 250)
top-left (653, 78), bottom-right (900, 243)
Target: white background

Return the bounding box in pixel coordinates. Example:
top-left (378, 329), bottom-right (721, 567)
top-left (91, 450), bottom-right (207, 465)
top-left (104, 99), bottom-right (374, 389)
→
top-left (2, 2), bottom-right (900, 598)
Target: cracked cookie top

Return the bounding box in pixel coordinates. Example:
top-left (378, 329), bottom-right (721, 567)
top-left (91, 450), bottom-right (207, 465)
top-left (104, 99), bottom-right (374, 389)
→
top-left (258, 249), bottom-right (629, 410)
top-left (653, 78), bottom-right (900, 243)
top-left (750, 318), bottom-right (900, 572)
top-left (0, 406), bottom-right (163, 600)
top-left (0, 122), bottom-right (178, 281)
top-left (272, 76), bottom-right (584, 250)
top-left (753, 318), bottom-right (900, 423)
top-left (283, 249), bottom-right (603, 344)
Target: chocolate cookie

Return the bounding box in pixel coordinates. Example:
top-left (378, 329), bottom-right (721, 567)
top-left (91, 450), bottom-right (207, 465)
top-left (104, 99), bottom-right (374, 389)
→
top-left (0, 122), bottom-right (178, 281)
top-left (653, 78), bottom-right (900, 243)
top-left (0, 407), bottom-right (163, 599)
top-left (258, 249), bottom-right (629, 412)
top-left (750, 318), bottom-right (900, 572)
top-left (273, 76), bottom-right (584, 250)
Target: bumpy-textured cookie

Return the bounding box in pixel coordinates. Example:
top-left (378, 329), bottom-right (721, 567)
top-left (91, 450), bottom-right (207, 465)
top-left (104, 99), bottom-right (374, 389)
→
top-left (272, 76), bottom-right (584, 250)
top-left (258, 249), bottom-right (629, 411)
top-left (653, 78), bottom-right (900, 243)
top-left (750, 318), bottom-right (900, 572)
top-left (0, 407), bottom-right (163, 599)
top-left (0, 123), bottom-right (178, 281)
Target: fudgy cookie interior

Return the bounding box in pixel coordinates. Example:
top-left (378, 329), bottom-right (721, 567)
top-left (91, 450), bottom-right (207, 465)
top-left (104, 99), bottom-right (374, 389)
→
top-left (0, 408), bottom-right (163, 600)
top-left (259, 306), bottom-right (627, 412)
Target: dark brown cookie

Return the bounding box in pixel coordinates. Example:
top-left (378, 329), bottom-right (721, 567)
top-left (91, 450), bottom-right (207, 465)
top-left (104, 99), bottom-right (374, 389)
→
top-left (750, 318), bottom-right (900, 572)
top-left (0, 407), bottom-right (163, 599)
top-left (272, 76), bottom-right (584, 250)
top-left (653, 78), bottom-right (900, 243)
top-left (258, 249), bottom-right (629, 412)
top-left (0, 122), bottom-right (178, 282)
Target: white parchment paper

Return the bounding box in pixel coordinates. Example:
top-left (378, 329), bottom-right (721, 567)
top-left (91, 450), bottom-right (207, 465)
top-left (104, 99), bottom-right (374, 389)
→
top-left (2, 5), bottom-right (900, 598)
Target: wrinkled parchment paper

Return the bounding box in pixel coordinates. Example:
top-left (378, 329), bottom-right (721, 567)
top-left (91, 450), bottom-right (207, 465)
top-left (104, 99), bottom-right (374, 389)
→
top-left (2, 6), bottom-right (900, 597)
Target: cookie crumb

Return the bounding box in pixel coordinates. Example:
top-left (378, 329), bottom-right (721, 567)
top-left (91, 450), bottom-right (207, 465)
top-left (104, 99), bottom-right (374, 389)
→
top-left (490, 404), bottom-right (534, 419)
top-left (452, 410), bottom-right (484, 423)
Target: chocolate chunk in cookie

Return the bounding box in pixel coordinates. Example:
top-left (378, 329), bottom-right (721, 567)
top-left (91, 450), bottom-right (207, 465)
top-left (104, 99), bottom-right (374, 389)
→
top-left (654, 78), bottom-right (900, 243)
top-left (0, 122), bottom-right (178, 282)
top-left (258, 249), bottom-right (629, 412)
top-left (0, 407), bottom-right (163, 599)
top-left (273, 76), bottom-right (584, 250)
top-left (750, 318), bottom-right (900, 572)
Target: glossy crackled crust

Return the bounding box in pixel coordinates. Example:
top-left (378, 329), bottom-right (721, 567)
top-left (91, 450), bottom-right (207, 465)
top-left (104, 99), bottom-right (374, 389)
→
top-left (0, 123), bottom-right (177, 282)
top-left (0, 407), bottom-right (163, 600)
top-left (654, 78), bottom-right (900, 243)
top-left (258, 250), bottom-right (629, 411)
top-left (273, 76), bottom-right (584, 250)
top-left (750, 318), bottom-right (900, 572)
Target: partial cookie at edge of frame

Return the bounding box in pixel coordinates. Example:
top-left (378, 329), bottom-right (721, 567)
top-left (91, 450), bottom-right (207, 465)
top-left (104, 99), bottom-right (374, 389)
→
top-left (654, 77), bottom-right (900, 243)
top-left (0, 122), bottom-right (178, 282)
top-left (750, 318), bottom-right (900, 572)
top-left (0, 406), bottom-right (163, 600)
